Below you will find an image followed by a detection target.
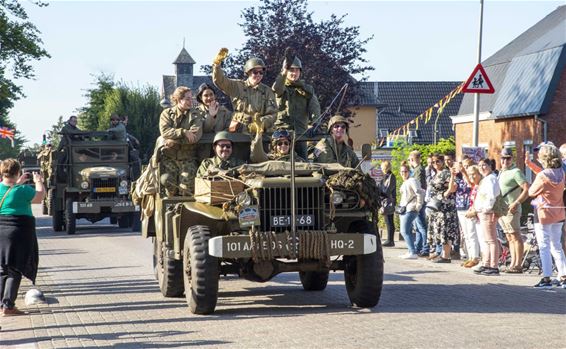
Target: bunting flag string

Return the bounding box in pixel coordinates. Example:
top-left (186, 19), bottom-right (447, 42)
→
top-left (0, 126), bottom-right (15, 147)
top-left (376, 82), bottom-right (464, 146)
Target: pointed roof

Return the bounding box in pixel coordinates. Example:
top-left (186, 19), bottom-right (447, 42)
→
top-left (173, 47), bottom-right (196, 64)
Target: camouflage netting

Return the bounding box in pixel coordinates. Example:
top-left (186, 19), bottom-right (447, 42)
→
top-left (325, 169), bottom-right (382, 212)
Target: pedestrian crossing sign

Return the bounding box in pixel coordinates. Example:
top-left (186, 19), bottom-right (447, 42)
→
top-left (462, 63), bottom-right (495, 94)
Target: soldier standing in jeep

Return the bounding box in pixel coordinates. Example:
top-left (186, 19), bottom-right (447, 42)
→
top-left (159, 86), bottom-right (203, 197)
top-left (212, 48), bottom-right (277, 134)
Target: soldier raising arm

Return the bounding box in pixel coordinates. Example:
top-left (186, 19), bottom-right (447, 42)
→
top-left (211, 48), bottom-right (277, 134)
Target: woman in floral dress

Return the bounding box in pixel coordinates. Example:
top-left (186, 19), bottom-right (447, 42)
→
top-left (427, 154), bottom-right (458, 263)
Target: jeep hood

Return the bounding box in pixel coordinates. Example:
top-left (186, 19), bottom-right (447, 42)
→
top-left (80, 166), bottom-right (122, 178)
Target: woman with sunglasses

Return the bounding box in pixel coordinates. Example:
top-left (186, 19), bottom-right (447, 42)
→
top-left (250, 129), bottom-right (305, 163)
top-left (212, 49), bottom-right (277, 133)
top-left (195, 83), bottom-right (232, 133)
top-left (427, 154), bottom-right (458, 263)
top-left (272, 56), bottom-right (320, 159)
top-left (313, 115), bottom-right (359, 168)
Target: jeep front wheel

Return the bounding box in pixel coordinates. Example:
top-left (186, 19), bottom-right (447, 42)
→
top-left (183, 225), bottom-right (219, 315)
top-left (155, 240), bottom-right (184, 297)
top-left (343, 221), bottom-right (383, 308)
top-left (299, 271), bottom-right (329, 291)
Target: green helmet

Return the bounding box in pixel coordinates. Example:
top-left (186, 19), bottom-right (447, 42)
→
top-left (328, 115), bottom-right (349, 133)
top-left (213, 131), bottom-right (233, 145)
top-left (290, 57), bottom-right (302, 69)
top-left (244, 57), bottom-right (266, 74)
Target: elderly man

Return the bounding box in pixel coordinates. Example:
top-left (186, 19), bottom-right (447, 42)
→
top-left (197, 131), bottom-right (245, 177)
top-left (498, 148), bottom-right (530, 273)
top-left (212, 48), bottom-right (277, 133)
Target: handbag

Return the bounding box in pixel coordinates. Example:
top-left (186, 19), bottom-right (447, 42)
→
top-left (426, 197), bottom-right (442, 211)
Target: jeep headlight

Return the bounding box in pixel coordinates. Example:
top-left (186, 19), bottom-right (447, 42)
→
top-left (331, 191), bottom-right (345, 204)
top-left (81, 181), bottom-right (89, 190)
top-left (235, 191), bottom-right (252, 206)
top-left (120, 180), bottom-right (128, 188)
top-left (117, 169), bottom-right (126, 177)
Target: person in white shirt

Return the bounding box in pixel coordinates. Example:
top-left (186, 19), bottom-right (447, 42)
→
top-left (472, 158), bottom-right (501, 276)
top-left (397, 163), bottom-right (424, 259)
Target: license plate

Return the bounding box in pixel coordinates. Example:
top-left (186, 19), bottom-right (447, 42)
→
top-left (94, 187), bottom-right (116, 193)
top-left (272, 215), bottom-right (314, 227)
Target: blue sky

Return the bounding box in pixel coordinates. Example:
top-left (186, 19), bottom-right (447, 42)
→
top-left (8, 0), bottom-right (563, 145)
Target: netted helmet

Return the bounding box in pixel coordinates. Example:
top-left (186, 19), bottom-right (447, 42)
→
top-left (244, 57), bottom-right (266, 74)
top-left (213, 131), bottom-right (233, 145)
top-left (328, 115), bottom-right (349, 133)
top-left (290, 57), bottom-right (302, 69)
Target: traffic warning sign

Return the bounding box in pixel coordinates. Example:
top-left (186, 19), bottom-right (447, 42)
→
top-left (462, 63), bottom-right (495, 94)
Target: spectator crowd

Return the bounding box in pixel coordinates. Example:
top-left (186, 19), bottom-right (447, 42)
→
top-left (379, 143), bottom-right (566, 289)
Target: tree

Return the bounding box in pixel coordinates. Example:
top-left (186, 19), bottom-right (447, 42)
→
top-left (0, 0), bottom-right (50, 115)
top-left (45, 115), bottom-right (64, 149)
top-left (202, 0), bottom-right (373, 116)
top-left (78, 74), bottom-right (115, 131)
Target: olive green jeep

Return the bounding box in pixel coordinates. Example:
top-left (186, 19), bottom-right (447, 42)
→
top-left (144, 133), bottom-right (383, 314)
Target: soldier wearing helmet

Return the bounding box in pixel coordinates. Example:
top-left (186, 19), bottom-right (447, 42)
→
top-left (159, 86), bottom-right (204, 196)
top-left (272, 54), bottom-right (320, 159)
top-left (196, 131), bottom-right (245, 177)
top-left (211, 48), bottom-right (277, 133)
top-left (195, 83), bottom-right (232, 133)
top-left (313, 115), bottom-right (359, 168)
top-left (250, 129), bottom-right (305, 163)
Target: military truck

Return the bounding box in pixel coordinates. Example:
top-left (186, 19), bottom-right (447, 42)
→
top-left (17, 149), bottom-right (41, 186)
top-left (43, 131), bottom-right (140, 234)
top-left (143, 133), bottom-right (383, 314)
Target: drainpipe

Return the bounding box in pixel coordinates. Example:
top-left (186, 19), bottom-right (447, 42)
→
top-left (535, 115), bottom-right (547, 142)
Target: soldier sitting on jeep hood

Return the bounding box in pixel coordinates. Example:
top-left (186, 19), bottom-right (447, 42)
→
top-left (313, 115), bottom-right (359, 168)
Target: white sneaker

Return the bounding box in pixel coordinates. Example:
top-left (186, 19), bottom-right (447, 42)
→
top-left (399, 253), bottom-right (418, 260)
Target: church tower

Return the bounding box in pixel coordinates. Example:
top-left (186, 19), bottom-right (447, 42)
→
top-left (173, 45), bottom-right (196, 89)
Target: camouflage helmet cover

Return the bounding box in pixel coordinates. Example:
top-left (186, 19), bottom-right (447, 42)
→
top-left (213, 131), bottom-right (233, 145)
top-left (328, 115), bottom-right (349, 133)
top-left (244, 57), bottom-right (266, 74)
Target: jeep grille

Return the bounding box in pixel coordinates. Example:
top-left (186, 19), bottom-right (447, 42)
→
top-left (258, 186), bottom-right (325, 232)
top-left (91, 178), bottom-right (118, 200)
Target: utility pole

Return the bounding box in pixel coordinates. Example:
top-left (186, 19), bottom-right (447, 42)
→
top-left (472, 0), bottom-right (484, 147)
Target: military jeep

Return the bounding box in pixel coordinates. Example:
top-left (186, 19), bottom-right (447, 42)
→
top-left (144, 132), bottom-right (384, 314)
top-left (44, 131), bottom-right (140, 234)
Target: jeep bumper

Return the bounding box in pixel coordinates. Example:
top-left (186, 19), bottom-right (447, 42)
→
top-left (208, 233), bottom-right (377, 258)
top-left (72, 200), bottom-right (139, 214)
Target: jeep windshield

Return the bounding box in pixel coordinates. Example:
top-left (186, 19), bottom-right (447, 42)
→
top-left (73, 147), bottom-right (127, 163)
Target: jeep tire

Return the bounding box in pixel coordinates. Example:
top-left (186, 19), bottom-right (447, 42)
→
top-left (183, 225), bottom-right (219, 315)
top-left (65, 197), bottom-right (76, 235)
top-left (299, 270), bottom-right (329, 291)
top-left (49, 189), bottom-right (64, 232)
top-left (155, 240), bottom-right (184, 297)
top-left (118, 215), bottom-right (130, 228)
top-left (343, 221), bottom-right (383, 308)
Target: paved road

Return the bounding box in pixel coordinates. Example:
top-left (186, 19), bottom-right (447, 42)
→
top-left (2, 205), bottom-right (566, 348)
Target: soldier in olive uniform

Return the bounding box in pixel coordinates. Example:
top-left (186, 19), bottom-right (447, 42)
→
top-left (107, 114), bottom-right (127, 141)
top-left (313, 115), bottom-right (359, 168)
top-left (272, 56), bottom-right (320, 159)
top-left (195, 83), bottom-right (232, 133)
top-left (211, 48), bottom-right (277, 134)
top-left (37, 144), bottom-right (53, 184)
top-left (57, 115), bottom-right (82, 151)
top-left (196, 131), bottom-right (245, 177)
top-left (250, 129), bottom-right (305, 163)
top-left (159, 86), bottom-right (203, 196)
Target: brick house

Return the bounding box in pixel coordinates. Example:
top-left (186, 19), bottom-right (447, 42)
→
top-left (451, 5), bottom-right (566, 177)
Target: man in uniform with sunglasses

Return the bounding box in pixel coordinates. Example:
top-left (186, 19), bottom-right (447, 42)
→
top-left (212, 48), bottom-right (277, 134)
top-left (196, 131), bottom-right (245, 178)
top-left (312, 115), bottom-right (359, 168)
top-left (272, 56), bottom-right (320, 159)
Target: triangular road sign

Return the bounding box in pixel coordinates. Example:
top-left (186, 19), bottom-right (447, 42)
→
top-left (462, 63), bottom-right (495, 94)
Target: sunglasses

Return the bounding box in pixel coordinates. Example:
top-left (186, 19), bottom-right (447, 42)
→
top-left (276, 141), bottom-right (290, 146)
top-left (333, 124), bottom-right (347, 129)
top-left (433, 160), bottom-right (443, 164)
top-left (273, 129), bottom-right (290, 139)
top-left (216, 143), bottom-right (232, 149)
top-left (251, 70), bottom-right (264, 76)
